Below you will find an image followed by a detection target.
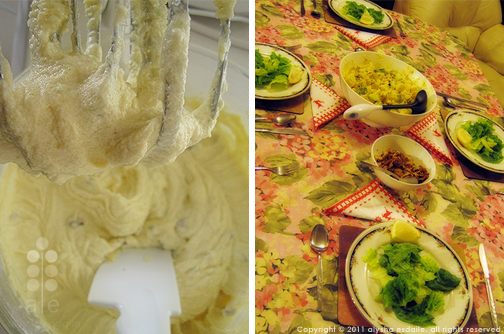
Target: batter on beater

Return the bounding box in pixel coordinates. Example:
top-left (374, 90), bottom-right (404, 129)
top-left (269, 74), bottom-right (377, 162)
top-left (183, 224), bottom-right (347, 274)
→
top-left (0, 0), bottom-right (235, 182)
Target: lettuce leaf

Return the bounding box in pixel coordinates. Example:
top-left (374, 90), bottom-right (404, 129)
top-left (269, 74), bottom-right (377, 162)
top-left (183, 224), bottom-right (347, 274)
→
top-left (391, 290), bottom-right (445, 326)
top-left (255, 50), bottom-right (291, 89)
top-left (368, 7), bottom-right (384, 23)
top-left (425, 291), bottom-right (445, 313)
top-left (381, 273), bottom-right (419, 308)
top-left (342, 1), bottom-right (384, 24)
top-left (378, 242), bottom-right (422, 276)
top-left (362, 242), bottom-right (461, 327)
top-left (392, 300), bottom-right (436, 326)
top-left (461, 117), bottom-right (504, 164)
top-left (425, 268), bottom-right (462, 291)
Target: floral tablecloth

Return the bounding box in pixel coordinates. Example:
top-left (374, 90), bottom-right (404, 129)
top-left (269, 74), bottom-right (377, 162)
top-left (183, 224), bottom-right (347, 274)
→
top-left (255, 0), bottom-right (504, 332)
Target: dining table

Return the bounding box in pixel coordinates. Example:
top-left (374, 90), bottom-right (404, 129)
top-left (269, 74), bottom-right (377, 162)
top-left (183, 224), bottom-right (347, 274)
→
top-left (254, 0), bottom-right (504, 333)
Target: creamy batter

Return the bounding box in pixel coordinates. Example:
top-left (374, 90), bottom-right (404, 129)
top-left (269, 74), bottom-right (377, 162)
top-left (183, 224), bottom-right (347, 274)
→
top-left (0, 0), bottom-right (236, 183)
top-left (0, 106), bottom-right (248, 334)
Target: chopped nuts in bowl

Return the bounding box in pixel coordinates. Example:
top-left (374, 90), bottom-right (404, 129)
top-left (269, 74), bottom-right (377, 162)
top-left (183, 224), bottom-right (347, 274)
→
top-left (371, 135), bottom-right (436, 191)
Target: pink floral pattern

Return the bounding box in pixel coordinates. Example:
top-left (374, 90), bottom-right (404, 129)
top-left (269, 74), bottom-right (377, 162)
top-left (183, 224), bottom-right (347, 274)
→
top-left (255, 1), bottom-right (504, 332)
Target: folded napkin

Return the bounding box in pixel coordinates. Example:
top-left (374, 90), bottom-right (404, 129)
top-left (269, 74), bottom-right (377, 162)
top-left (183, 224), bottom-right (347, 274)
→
top-left (323, 180), bottom-right (421, 224)
top-left (311, 78), bottom-right (351, 129)
top-left (334, 25), bottom-right (392, 49)
top-left (405, 112), bottom-right (453, 165)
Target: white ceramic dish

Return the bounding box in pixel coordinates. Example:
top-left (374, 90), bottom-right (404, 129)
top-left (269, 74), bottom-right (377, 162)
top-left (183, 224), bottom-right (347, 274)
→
top-left (328, 0), bottom-right (393, 30)
top-left (340, 51), bottom-right (436, 128)
top-left (255, 43), bottom-right (312, 100)
top-left (346, 221), bottom-right (473, 334)
top-left (371, 135), bottom-right (436, 191)
top-left (445, 109), bottom-right (504, 173)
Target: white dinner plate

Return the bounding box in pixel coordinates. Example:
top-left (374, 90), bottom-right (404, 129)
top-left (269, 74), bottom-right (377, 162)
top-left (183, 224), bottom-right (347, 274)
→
top-left (346, 222), bottom-right (472, 334)
top-left (328, 0), bottom-right (393, 30)
top-left (445, 110), bottom-right (504, 173)
top-left (254, 43), bottom-right (312, 100)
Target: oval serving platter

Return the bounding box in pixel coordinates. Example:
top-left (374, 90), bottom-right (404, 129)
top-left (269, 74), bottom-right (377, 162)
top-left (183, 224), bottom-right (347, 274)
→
top-left (445, 109), bottom-right (504, 173)
top-left (254, 43), bottom-right (312, 100)
top-left (328, 0), bottom-right (393, 30)
top-left (345, 222), bottom-right (473, 334)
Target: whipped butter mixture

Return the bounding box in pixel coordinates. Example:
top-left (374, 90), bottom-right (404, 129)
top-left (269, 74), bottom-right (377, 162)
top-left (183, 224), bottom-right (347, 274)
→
top-left (0, 0), bottom-right (236, 183)
top-left (0, 108), bottom-right (248, 334)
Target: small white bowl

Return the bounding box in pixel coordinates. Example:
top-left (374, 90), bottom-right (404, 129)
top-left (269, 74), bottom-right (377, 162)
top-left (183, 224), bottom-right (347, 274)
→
top-left (340, 51), bottom-right (436, 128)
top-left (371, 135), bottom-right (436, 191)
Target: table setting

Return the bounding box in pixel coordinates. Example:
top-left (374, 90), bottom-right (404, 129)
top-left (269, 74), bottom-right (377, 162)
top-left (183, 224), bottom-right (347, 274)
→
top-left (255, 0), bottom-right (504, 332)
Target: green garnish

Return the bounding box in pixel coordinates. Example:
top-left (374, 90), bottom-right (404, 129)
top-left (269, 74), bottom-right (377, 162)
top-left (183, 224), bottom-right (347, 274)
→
top-left (255, 50), bottom-right (291, 89)
top-left (363, 242), bottom-right (461, 327)
top-left (343, 1), bottom-right (384, 24)
top-left (460, 117), bottom-right (504, 164)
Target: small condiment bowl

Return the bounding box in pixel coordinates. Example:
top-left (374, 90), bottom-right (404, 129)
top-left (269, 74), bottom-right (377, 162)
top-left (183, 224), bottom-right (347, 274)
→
top-left (340, 51), bottom-right (437, 128)
top-left (371, 135), bottom-right (436, 191)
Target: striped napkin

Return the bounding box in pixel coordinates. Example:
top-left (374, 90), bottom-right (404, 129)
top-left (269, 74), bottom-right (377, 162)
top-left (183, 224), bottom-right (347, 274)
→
top-left (310, 78), bottom-right (351, 129)
top-left (405, 112), bottom-right (453, 165)
top-left (323, 180), bottom-right (421, 225)
top-left (334, 25), bottom-right (392, 49)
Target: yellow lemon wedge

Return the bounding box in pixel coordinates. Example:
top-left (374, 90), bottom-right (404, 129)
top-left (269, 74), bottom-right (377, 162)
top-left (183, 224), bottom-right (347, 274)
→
top-left (390, 219), bottom-right (421, 243)
top-left (359, 9), bottom-right (375, 25)
top-left (288, 66), bottom-right (303, 85)
top-left (456, 127), bottom-right (473, 149)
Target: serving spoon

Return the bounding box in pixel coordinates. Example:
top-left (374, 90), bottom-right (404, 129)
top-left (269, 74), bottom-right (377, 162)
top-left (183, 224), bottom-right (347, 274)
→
top-left (361, 161), bottom-right (419, 184)
top-left (343, 90), bottom-right (428, 120)
top-left (255, 113), bottom-right (296, 126)
top-left (310, 224), bottom-right (329, 312)
top-left (443, 97), bottom-right (486, 112)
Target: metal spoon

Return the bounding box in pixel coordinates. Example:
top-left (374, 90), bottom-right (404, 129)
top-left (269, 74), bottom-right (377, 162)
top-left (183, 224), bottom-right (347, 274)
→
top-left (255, 113), bottom-right (296, 126)
top-left (343, 90), bottom-right (428, 120)
top-left (310, 224), bottom-right (329, 312)
top-left (443, 97), bottom-right (486, 112)
top-left (361, 161), bottom-right (419, 184)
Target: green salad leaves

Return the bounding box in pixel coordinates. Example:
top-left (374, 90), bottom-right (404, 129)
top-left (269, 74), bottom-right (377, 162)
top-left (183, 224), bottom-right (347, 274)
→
top-left (343, 1), bottom-right (384, 24)
top-left (363, 242), bottom-right (461, 327)
top-left (255, 50), bottom-right (291, 89)
top-left (458, 117), bottom-right (504, 164)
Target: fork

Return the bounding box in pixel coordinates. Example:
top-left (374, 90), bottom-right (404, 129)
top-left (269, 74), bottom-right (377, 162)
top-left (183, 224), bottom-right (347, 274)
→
top-left (255, 162), bottom-right (300, 176)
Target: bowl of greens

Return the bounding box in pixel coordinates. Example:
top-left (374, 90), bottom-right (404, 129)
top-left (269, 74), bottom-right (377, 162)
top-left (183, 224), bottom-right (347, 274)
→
top-left (255, 43), bottom-right (312, 100)
top-left (346, 221), bottom-right (472, 333)
top-left (328, 0), bottom-right (393, 30)
top-left (445, 109), bottom-right (504, 173)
